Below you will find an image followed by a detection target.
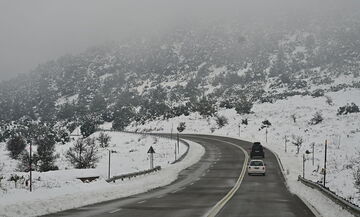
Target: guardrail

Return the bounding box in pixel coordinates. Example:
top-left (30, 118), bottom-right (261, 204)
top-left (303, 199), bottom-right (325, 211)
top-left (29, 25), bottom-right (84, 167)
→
top-left (298, 175), bottom-right (360, 216)
top-left (106, 166), bottom-right (161, 183)
top-left (99, 130), bottom-right (190, 182)
top-left (100, 129), bottom-right (190, 164)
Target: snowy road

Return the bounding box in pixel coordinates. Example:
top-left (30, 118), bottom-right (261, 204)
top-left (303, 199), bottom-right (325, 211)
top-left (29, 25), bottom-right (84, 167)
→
top-left (43, 134), bottom-right (315, 217)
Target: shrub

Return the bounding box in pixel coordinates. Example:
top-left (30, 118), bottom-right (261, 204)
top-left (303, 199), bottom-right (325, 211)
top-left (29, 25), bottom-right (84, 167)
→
top-left (177, 122), bottom-right (186, 133)
top-left (215, 115), bottom-right (228, 128)
top-left (97, 132), bottom-right (111, 148)
top-left (311, 89), bottom-right (325, 98)
top-left (309, 112), bottom-right (323, 125)
top-left (8, 174), bottom-right (22, 188)
top-left (262, 120), bottom-right (272, 127)
top-left (7, 135), bottom-right (26, 159)
top-left (66, 138), bottom-right (99, 169)
top-left (241, 119), bottom-right (248, 125)
top-left (234, 96), bottom-right (253, 114)
top-left (325, 96), bottom-right (333, 106)
top-left (337, 103), bottom-right (360, 115)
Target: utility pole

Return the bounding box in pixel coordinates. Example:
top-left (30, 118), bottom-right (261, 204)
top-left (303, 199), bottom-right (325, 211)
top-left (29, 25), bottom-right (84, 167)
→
top-left (303, 154), bottom-right (306, 178)
top-left (108, 150), bottom-right (111, 180)
top-left (312, 143), bottom-right (315, 166)
top-left (29, 139), bottom-right (32, 192)
top-left (323, 140), bottom-right (327, 187)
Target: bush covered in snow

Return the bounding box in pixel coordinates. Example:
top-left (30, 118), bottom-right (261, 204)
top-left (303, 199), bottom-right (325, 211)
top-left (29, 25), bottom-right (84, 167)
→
top-left (234, 97), bottom-right (253, 114)
top-left (309, 112), bottom-right (323, 125)
top-left (215, 115), bottom-right (228, 128)
top-left (337, 103), bottom-right (360, 115)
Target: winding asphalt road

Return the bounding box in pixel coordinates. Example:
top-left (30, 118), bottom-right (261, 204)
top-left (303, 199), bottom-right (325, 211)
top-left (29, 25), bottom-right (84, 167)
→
top-left (43, 134), bottom-right (316, 217)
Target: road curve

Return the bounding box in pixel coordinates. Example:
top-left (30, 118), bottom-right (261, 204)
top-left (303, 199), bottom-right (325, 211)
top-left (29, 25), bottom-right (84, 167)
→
top-left (42, 134), bottom-right (315, 217)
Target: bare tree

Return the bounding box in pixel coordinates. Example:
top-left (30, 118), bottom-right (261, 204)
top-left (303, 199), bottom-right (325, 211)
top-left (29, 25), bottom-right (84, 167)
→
top-left (292, 135), bottom-right (303, 154)
top-left (66, 138), bottom-right (99, 169)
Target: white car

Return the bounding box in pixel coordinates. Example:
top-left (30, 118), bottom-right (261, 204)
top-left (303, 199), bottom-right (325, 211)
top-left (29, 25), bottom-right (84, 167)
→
top-left (248, 160), bottom-right (266, 176)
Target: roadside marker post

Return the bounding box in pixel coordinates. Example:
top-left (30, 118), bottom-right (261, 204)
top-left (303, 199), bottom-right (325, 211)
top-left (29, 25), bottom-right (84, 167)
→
top-left (177, 133), bottom-right (180, 154)
top-left (148, 146), bottom-right (155, 169)
top-left (174, 142), bottom-right (177, 161)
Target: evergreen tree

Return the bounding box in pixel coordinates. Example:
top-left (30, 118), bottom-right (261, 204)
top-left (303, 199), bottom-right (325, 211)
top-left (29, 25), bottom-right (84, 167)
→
top-left (36, 132), bottom-right (58, 172)
top-left (7, 135), bottom-right (26, 159)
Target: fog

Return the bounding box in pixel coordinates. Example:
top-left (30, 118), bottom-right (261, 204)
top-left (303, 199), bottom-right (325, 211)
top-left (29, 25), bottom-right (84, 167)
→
top-left (0, 0), bottom-right (358, 81)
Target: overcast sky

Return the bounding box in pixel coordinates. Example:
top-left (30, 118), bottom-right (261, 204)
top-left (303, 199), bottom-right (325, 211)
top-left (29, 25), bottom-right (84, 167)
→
top-left (0, 0), bottom-right (358, 81)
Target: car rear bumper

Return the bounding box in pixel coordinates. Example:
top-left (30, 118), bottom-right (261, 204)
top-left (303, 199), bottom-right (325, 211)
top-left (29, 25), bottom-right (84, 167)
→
top-left (248, 169), bottom-right (266, 174)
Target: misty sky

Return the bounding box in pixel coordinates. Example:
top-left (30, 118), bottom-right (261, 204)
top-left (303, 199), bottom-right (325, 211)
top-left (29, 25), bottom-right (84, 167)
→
top-left (0, 0), bottom-right (357, 81)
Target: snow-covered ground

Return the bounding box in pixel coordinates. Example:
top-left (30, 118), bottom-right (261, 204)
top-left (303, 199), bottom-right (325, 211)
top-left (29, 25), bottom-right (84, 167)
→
top-left (128, 88), bottom-right (360, 217)
top-left (0, 132), bottom-right (204, 217)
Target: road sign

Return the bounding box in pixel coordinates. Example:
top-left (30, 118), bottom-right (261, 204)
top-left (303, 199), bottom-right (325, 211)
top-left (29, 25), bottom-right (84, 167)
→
top-left (147, 146), bottom-right (155, 154)
top-left (148, 146), bottom-right (155, 169)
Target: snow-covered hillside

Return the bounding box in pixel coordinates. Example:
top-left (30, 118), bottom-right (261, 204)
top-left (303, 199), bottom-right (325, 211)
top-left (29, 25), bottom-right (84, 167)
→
top-left (128, 88), bottom-right (360, 209)
top-left (0, 132), bottom-right (205, 217)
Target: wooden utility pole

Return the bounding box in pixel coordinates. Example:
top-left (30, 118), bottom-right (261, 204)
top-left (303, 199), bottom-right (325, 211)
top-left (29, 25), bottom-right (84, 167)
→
top-left (29, 140), bottom-right (32, 192)
top-left (303, 154), bottom-right (306, 178)
top-left (108, 150), bottom-right (111, 180)
top-left (323, 140), bottom-right (327, 187)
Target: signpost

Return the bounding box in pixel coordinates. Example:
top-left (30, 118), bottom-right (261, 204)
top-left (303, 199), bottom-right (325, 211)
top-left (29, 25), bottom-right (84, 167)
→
top-left (238, 124), bottom-right (241, 137)
top-left (174, 142), bottom-right (177, 161)
top-left (148, 146), bottom-right (155, 169)
top-left (177, 133), bottom-right (180, 154)
top-left (108, 150), bottom-right (117, 180)
top-left (265, 127), bottom-right (268, 143)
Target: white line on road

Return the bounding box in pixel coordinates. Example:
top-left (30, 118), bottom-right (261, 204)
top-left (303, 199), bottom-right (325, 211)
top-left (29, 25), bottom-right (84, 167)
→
top-left (172, 188), bottom-right (184, 194)
top-left (138, 200), bottom-right (146, 204)
top-left (108, 208), bottom-right (122, 214)
top-left (185, 136), bottom-right (249, 217)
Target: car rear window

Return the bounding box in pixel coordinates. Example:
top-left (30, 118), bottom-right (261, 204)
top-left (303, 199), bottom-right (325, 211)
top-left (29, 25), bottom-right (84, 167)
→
top-left (250, 161), bottom-right (263, 166)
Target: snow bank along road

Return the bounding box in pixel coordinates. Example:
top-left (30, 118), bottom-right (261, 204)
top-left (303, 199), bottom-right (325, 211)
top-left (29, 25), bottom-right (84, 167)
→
top-left (43, 134), bottom-right (315, 217)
